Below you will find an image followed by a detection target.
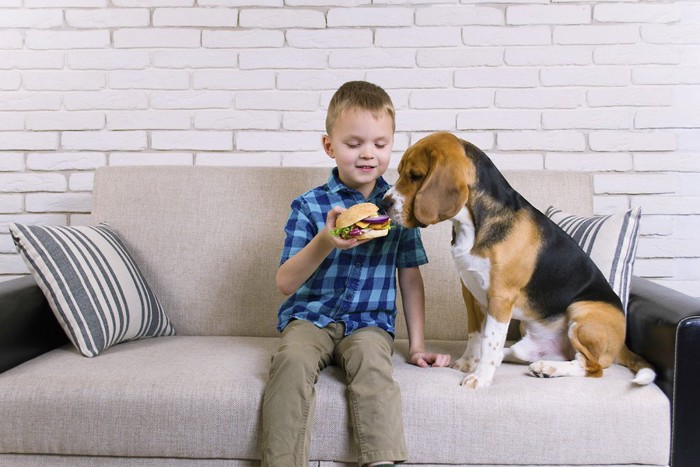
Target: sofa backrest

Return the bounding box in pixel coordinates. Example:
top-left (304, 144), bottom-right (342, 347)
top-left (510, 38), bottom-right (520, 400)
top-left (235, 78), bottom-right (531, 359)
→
top-left (91, 166), bottom-right (592, 340)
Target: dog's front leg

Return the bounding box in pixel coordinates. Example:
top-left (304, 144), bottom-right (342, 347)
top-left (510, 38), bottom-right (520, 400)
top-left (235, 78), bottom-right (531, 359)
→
top-left (453, 285), bottom-right (485, 373)
top-left (461, 295), bottom-right (513, 389)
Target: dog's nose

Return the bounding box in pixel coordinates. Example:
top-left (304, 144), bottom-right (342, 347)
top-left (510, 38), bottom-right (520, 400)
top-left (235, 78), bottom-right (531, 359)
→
top-left (381, 196), bottom-right (394, 211)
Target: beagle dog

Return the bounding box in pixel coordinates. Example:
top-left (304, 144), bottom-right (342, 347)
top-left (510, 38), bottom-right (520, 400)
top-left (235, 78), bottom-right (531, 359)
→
top-left (383, 132), bottom-right (655, 389)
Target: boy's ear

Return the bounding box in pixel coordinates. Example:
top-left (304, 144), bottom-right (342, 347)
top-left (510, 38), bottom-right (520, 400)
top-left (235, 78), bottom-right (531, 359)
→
top-left (322, 135), bottom-right (334, 158)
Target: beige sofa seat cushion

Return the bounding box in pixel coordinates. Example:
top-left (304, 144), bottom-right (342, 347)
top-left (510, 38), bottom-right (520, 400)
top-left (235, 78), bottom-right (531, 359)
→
top-left (0, 337), bottom-right (669, 465)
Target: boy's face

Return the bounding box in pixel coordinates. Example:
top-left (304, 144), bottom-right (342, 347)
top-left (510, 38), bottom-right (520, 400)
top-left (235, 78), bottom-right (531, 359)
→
top-left (322, 107), bottom-right (394, 199)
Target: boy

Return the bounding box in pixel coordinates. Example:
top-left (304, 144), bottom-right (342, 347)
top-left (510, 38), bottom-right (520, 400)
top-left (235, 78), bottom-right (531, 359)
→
top-left (261, 81), bottom-right (450, 466)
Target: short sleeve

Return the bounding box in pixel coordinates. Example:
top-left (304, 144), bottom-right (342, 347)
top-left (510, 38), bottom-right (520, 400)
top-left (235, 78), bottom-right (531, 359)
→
top-left (396, 226), bottom-right (428, 269)
top-left (280, 198), bottom-right (316, 266)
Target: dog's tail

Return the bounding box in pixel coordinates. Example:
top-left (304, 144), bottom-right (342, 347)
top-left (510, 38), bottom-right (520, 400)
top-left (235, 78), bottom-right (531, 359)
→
top-left (617, 345), bottom-right (656, 385)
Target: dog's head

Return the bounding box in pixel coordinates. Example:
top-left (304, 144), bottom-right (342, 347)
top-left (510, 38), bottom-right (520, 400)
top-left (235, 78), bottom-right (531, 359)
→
top-left (383, 132), bottom-right (474, 228)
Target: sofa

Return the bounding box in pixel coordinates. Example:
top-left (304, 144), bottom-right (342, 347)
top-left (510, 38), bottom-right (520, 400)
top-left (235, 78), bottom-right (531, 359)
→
top-left (1, 165), bottom-right (699, 467)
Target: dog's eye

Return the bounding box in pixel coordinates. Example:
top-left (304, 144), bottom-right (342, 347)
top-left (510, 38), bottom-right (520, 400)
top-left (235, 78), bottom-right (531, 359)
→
top-left (409, 172), bottom-right (423, 182)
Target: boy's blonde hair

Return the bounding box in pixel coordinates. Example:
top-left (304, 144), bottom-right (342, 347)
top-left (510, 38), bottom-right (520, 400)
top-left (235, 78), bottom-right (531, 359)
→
top-left (325, 81), bottom-right (395, 135)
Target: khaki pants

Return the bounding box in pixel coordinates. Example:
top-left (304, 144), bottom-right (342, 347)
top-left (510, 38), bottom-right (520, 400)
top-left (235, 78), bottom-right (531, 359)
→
top-left (261, 319), bottom-right (407, 466)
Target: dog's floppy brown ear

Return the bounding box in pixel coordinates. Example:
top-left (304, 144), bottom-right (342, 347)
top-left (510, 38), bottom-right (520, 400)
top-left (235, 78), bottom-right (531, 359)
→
top-left (414, 145), bottom-right (471, 226)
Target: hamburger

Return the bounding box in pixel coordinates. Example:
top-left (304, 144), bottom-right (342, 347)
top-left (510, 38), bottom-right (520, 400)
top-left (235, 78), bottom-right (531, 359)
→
top-left (330, 203), bottom-right (392, 240)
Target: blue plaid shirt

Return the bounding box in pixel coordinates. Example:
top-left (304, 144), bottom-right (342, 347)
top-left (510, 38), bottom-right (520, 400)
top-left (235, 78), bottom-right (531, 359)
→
top-left (278, 168), bottom-right (428, 337)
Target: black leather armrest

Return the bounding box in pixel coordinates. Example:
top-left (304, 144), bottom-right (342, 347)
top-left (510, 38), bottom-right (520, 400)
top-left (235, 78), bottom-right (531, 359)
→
top-left (627, 276), bottom-right (700, 467)
top-left (0, 276), bottom-right (68, 374)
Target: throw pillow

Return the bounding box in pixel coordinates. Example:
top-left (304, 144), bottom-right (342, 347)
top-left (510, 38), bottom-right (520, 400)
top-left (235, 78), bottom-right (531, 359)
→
top-left (545, 206), bottom-right (641, 312)
top-left (10, 222), bottom-right (175, 357)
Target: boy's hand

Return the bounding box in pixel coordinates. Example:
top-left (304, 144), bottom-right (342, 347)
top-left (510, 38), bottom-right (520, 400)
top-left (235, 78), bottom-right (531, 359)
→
top-left (410, 351), bottom-right (451, 368)
top-left (325, 206), bottom-right (370, 250)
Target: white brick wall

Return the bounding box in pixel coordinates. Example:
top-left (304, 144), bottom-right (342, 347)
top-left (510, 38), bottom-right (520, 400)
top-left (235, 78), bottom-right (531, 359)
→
top-left (1, 0), bottom-right (699, 298)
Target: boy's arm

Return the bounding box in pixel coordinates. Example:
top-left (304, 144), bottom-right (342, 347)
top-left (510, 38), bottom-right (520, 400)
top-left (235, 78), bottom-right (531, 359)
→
top-left (398, 267), bottom-right (451, 368)
top-left (276, 206), bottom-right (368, 296)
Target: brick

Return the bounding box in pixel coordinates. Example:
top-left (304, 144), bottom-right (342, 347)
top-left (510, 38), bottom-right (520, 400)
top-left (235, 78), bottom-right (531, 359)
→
top-left (637, 236), bottom-right (700, 255)
top-left (595, 3), bottom-right (680, 24)
top-left (330, 49), bottom-right (416, 69)
top-left (26, 193), bottom-right (92, 213)
top-left (66, 8), bottom-right (149, 28)
top-left (589, 131), bottom-right (677, 152)
top-left (0, 113), bottom-right (23, 130)
top-left (455, 68), bottom-right (539, 88)
top-left (635, 153), bottom-right (700, 172)
top-left (200, 0), bottom-right (280, 5)
top-left (22, 71), bottom-right (105, 91)
top-left (153, 8), bottom-right (238, 27)
top-left (542, 109), bottom-right (633, 130)
top-left (496, 88), bottom-right (584, 109)
top-left (593, 195), bottom-right (629, 215)
top-left (27, 111), bottom-right (105, 131)
top-left (367, 70), bottom-right (453, 89)
top-left (287, 29), bottom-right (372, 48)
top-left (68, 50), bottom-right (150, 70)
top-left (113, 0), bottom-right (194, 5)
top-left (194, 110), bottom-right (279, 130)
top-left (0, 173), bottom-right (66, 192)
top-left (277, 71), bottom-right (364, 91)
top-left (633, 66), bottom-right (700, 85)
top-left (62, 131), bottom-right (148, 151)
top-left (545, 153), bottom-right (632, 172)
top-left (328, 7), bottom-right (412, 27)
top-left (151, 91), bottom-right (233, 109)
top-left (634, 258), bottom-right (674, 278)
top-left (113, 29), bottom-right (200, 48)
top-left (0, 214), bottom-right (66, 234)
top-left (642, 24), bottom-right (700, 45)
top-left (151, 131), bottom-right (233, 150)
top-left (679, 174), bottom-right (700, 196)
top-left (26, 0), bottom-right (106, 5)
top-left (0, 132), bottom-right (58, 150)
top-left (239, 9), bottom-right (325, 28)
top-left (202, 30), bottom-right (284, 48)
top-left (64, 91), bottom-right (148, 110)
top-left (489, 153), bottom-right (544, 171)
top-left (594, 173), bottom-right (677, 195)
top-left (235, 91), bottom-right (318, 111)
top-left (0, 194), bottom-right (22, 213)
top-left (196, 152), bottom-right (282, 167)
top-left (0, 72), bottom-right (20, 90)
top-left (411, 89), bottom-right (493, 110)
top-left (69, 173), bottom-right (95, 192)
top-left (107, 111), bottom-right (192, 130)
top-left (0, 153), bottom-right (23, 171)
top-left (109, 70), bottom-right (190, 90)
top-left (0, 10), bottom-right (62, 28)
top-left (395, 111), bottom-right (457, 132)
top-left (594, 45), bottom-right (681, 66)
top-left (0, 31), bottom-right (22, 49)
top-left (416, 5), bottom-right (503, 26)
top-left (637, 216), bottom-right (674, 236)
top-left (26, 31), bottom-right (110, 50)
top-left (110, 153), bottom-right (194, 166)
top-left (508, 5), bottom-right (590, 25)
top-left (554, 25), bottom-right (638, 45)
top-left (541, 67), bottom-right (629, 87)
top-left (0, 234), bottom-right (19, 254)
top-left (376, 27), bottom-right (462, 48)
top-left (505, 46), bottom-right (591, 66)
top-left (457, 110), bottom-right (540, 130)
top-left (282, 112), bottom-right (325, 131)
top-left (0, 93), bottom-right (62, 111)
top-left (0, 255), bottom-right (28, 275)
top-left (587, 87), bottom-right (673, 107)
top-left (417, 48), bottom-right (503, 67)
top-left (239, 49), bottom-right (327, 70)
top-left (498, 131), bottom-right (586, 151)
top-left (153, 50), bottom-right (238, 68)
top-left (0, 51), bottom-right (64, 70)
top-left (236, 131), bottom-right (318, 151)
top-left (27, 152), bottom-right (105, 171)
top-left (636, 108), bottom-right (700, 129)
top-left (194, 70), bottom-right (275, 90)
top-left (461, 26), bottom-right (550, 46)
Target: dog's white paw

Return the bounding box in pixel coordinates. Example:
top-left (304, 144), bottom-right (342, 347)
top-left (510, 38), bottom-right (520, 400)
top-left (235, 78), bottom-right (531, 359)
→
top-left (452, 357), bottom-right (477, 373)
top-left (529, 361), bottom-right (558, 378)
top-left (460, 373), bottom-right (492, 389)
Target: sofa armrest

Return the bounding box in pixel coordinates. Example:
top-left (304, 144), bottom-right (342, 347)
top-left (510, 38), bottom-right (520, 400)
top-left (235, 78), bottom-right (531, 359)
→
top-left (0, 276), bottom-right (68, 374)
top-left (627, 276), bottom-right (700, 467)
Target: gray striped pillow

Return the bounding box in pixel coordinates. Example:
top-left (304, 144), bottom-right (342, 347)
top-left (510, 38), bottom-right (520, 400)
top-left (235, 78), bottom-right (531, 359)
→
top-left (10, 222), bottom-right (175, 357)
top-left (545, 207), bottom-right (641, 312)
